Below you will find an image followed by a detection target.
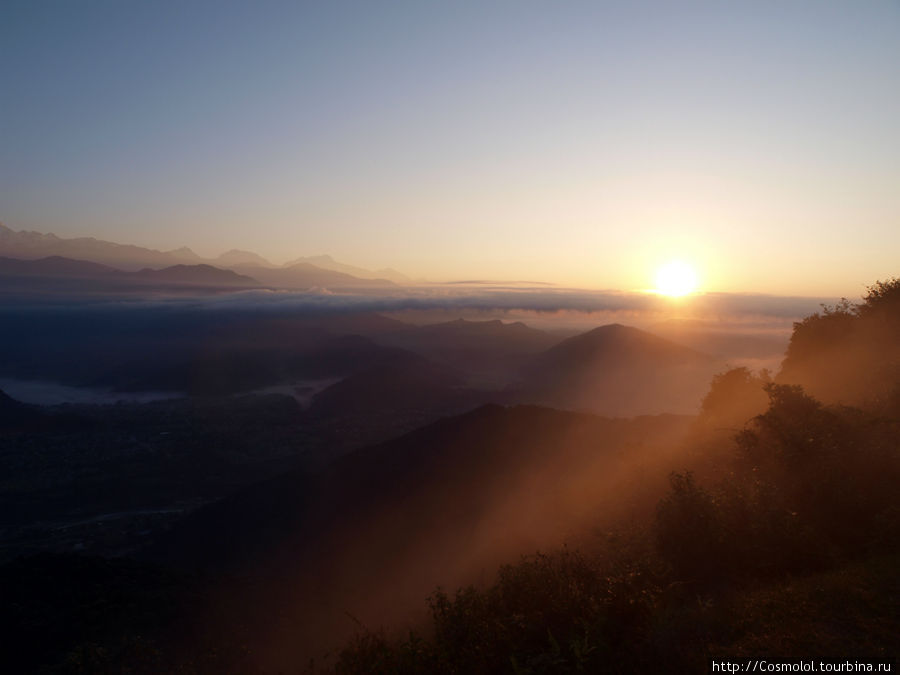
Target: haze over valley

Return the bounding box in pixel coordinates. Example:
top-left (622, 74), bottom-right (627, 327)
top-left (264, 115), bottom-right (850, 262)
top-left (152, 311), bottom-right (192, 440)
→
top-left (1, 2), bottom-right (898, 672)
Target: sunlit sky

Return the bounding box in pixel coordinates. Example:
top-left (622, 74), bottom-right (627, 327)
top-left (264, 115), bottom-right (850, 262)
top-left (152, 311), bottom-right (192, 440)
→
top-left (1, 1), bottom-right (897, 295)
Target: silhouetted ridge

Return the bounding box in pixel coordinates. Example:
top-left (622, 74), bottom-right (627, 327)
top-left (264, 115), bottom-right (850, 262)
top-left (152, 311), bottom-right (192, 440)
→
top-left (215, 249), bottom-right (273, 267)
top-left (133, 263), bottom-right (257, 286)
top-left (0, 255), bottom-right (259, 289)
top-left (377, 318), bottom-right (561, 384)
top-left (0, 223), bottom-right (203, 269)
top-left (0, 223), bottom-right (406, 285)
top-left (536, 323), bottom-right (708, 366)
top-left (284, 254), bottom-right (411, 284)
top-left (0, 255), bottom-right (119, 278)
top-left (143, 403), bottom-right (689, 574)
top-left (513, 323), bottom-right (720, 415)
top-left (227, 261), bottom-right (396, 289)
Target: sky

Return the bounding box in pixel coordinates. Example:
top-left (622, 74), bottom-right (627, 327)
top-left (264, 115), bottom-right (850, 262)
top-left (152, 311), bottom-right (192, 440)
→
top-left (1, 0), bottom-right (898, 295)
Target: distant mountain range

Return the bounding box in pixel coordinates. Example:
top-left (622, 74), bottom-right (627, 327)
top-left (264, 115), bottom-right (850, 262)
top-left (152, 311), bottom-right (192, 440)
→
top-left (214, 249), bottom-right (273, 268)
top-left (0, 255), bottom-right (120, 278)
top-left (224, 261), bottom-right (395, 289)
top-left (0, 222), bottom-right (203, 270)
top-left (285, 254), bottom-right (411, 284)
top-left (0, 255), bottom-right (258, 290)
top-left (131, 263), bottom-right (257, 286)
top-left (0, 222), bottom-right (407, 285)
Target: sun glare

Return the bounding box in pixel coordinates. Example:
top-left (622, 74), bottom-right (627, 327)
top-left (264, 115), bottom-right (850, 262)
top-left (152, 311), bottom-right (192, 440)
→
top-left (654, 260), bottom-right (699, 297)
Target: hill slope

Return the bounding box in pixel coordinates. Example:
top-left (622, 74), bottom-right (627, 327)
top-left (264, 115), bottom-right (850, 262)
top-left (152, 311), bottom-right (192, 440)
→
top-left (377, 318), bottom-right (562, 385)
top-left (143, 403), bottom-right (691, 663)
top-left (513, 323), bottom-right (721, 415)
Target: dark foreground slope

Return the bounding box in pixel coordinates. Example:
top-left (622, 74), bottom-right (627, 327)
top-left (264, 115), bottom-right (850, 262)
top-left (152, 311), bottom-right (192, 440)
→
top-left (3, 548), bottom-right (897, 674)
top-left (142, 404), bottom-right (692, 667)
top-left (331, 385), bottom-right (899, 673)
top-left (147, 405), bottom-right (690, 572)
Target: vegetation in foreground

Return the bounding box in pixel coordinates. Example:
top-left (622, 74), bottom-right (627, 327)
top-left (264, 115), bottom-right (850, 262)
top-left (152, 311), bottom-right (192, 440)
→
top-left (333, 280), bottom-right (900, 674)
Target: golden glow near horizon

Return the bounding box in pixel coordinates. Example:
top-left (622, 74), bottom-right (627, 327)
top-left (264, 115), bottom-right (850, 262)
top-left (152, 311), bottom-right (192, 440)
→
top-left (654, 260), bottom-right (699, 297)
top-left (2, 4), bottom-right (897, 298)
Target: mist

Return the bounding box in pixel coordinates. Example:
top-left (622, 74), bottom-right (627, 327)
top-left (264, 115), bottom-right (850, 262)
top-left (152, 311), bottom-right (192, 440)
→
top-left (2, 0), bottom-right (897, 669)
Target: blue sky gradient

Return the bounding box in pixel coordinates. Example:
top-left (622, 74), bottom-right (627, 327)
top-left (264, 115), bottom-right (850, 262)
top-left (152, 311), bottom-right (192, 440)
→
top-left (1, 1), bottom-right (898, 293)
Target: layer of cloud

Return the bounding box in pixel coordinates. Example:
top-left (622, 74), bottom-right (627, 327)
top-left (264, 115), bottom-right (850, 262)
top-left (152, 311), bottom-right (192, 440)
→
top-left (176, 286), bottom-right (838, 321)
top-left (0, 285), bottom-right (841, 330)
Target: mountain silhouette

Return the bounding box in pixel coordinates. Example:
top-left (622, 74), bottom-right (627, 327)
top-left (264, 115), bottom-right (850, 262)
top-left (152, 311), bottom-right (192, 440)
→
top-left (132, 264), bottom-right (258, 286)
top-left (229, 261), bottom-right (395, 289)
top-left (285, 254), bottom-right (411, 284)
top-left (0, 223), bottom-right (409, 285)
top-left (142, 403), bottom-right (691, 660)
top-left (513, 323), bottom-right (721, 416)
top-left (378, 318), bottom-right (562, 385)
top-left (214, 249), bottom-right (274, 268)
top-left (0, 255), bottom-right (259, 291)
top-left (0, 222), bottom-right (202, 270)
top-left (0, 255), bottom-right (120, 278)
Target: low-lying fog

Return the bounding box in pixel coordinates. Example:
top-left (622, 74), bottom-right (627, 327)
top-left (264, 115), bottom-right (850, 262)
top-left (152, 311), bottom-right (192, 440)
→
top-left (0, 377), bottom-right (183, 406)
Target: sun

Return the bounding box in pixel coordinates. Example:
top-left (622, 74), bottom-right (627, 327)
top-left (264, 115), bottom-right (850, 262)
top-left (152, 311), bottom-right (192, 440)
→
top-left (654, 260), bottom-right (699, 297)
